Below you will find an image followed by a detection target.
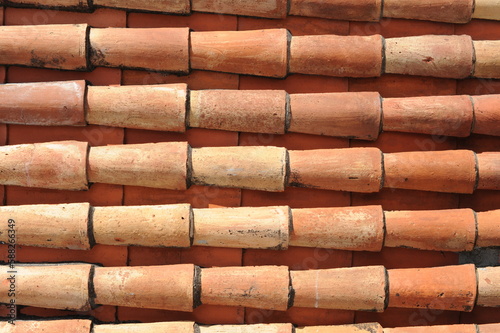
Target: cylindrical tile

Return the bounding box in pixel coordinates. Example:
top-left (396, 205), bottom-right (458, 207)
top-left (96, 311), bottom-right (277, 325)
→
top-left (193, 206), bottom-right (290, 249)
top-left (473, 41), bottom-right (500, 79)
top-left (479, 324), bottom-right (500, 333)
top-left (190, 146), bottom-right (287, 191)
top-left (0, 80), bottom-right (86, 126)
top-left (5, 0), bottom-right (91, 10)
top-left (385, 35), bottom-right (474, 79)
top-left (192, 0), bottom-right (287, 18)
top-left (383, 150), bottom-right (477, 194)
top-left (199, 324), bottom-right (293, 333)
top-left (384, 209), bottom-right (476, 252)
top-left (296, 323), bottom-right (383, 333)
top-left (288, 0), bottom-right (382, 22)
top-left (289, 92), bottom-right (382, 140)
top-left (477, 267), bottom-right (500, 307)
top-left (201, 266), bottom-right (290, 310)
top-left (473, 0), bottom-right (500, 20)
top-left (0, 141), bottom-right (88, 190)
top-left (0, 203), bottom-right (91, 250)
top-left (290, 34), bottom-right (383, 77)
top-left (93, 0), bottom-right (190, 13)
top-left (476, 210), bottom-right (500, 248)
top-left (89, 27), bottom-right (189, 73)
top-left (87, 84), bottom-right (187, 132)
top-left (384, 324), bottom-right (477, 333)
top-left (0, 319), bottom-right (92, 333)
top-left (291, 266), bottom-right (387, 311)
top-left (382, 95), bottom-right (474, 137)
top-left (88, 142), bottom-right (189, 190)
top-left (94, 322), bottom-right (196, 333)
top-left (290, 206), bottom-right (384, 251)
top-left (288, 147), bottom-right (383, 193)
top-left (477, 153), bottom-right (500, 190)
top-left (383, 0), bottom-right (473, 23)
top-left (0, 24), bottom-right (88, 70)
top-left (189, 89), bottom-right (287, 134)
top-left (190, 29), bottom-right (289, 78)
top-left (0, 264), bottom-right (92, 311)
top-left (93, 264), bottom-right (195, 312)
top-left (472, 95), bottom-right (500, 136)
top-left (388, 264), bottom-right (477, 311)
top-left (93, 204), bottom-right (192, 248)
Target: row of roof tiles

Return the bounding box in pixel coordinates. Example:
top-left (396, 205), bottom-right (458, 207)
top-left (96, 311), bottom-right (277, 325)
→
top-left (0, 263), bottom-right (498, 312)
top-left (2, 0), bottom-right (500, 23)
top-left (1, 25), bottom-right (500, 79)
top-left (1, 80), bottom-right (500, 139)
top-left (1, 202), bottom-right (499, 251)
top-left (1, 320), bottom-right (500, 332)
top-left (1, 141), bottom-right (499, 193)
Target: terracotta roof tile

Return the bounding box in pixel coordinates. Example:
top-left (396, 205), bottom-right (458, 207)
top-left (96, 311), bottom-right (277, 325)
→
top-left (384, 35), bottom-right (474, 79)
top-left (90, 27), bottom-right (190, 73)
top-left (4, 320), bottom-right (500, 333)
top-left (4, 7), bottom-right (126, 27)
top-left (0, 24), bottom-right (89, 70)
top-left (296, 323), bottom-right (382, 332)
top-left (0, 319), bottom-right (92, 333)
top-left (383, 0), bottom-right (473, 24)
top-left (2, 26), bottom-right (500, 79)
top-left (94, 0), bottom-right (190, 14)
top-left (0, 140), bottom-right (499, 194)
top-left (190, 29), bottom-right (289, 78)
top-left (0, 263), bottom-right (498, 312)
top-left (384, 323), bottom-right (477, 332)
top-left (0, 202), bottom-right (497, 252)
top-left (4, 0), bottom-right (498, 24)
top-left (387, 264), bottom-right (477, 312)
top-left (3, 81), bottom-right (499, 138)
top-left (4, 0), bottom-right (91, 11)
top-left (192, 0), bottom-right (288, 19)
top-left (472, 0), bottom-right (500, 21)
top-left (95, 321), bottom-right (196, 333)
top-left (0, 1), bottom-right (499, 328)
top-left (289, 34), bottom-right (383, 77)
top-left (289, 0), bottom-right (382, 22)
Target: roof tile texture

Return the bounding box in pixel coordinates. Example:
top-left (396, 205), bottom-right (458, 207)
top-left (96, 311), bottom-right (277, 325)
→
top-left (0, 1), bottom-right (498, 328)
